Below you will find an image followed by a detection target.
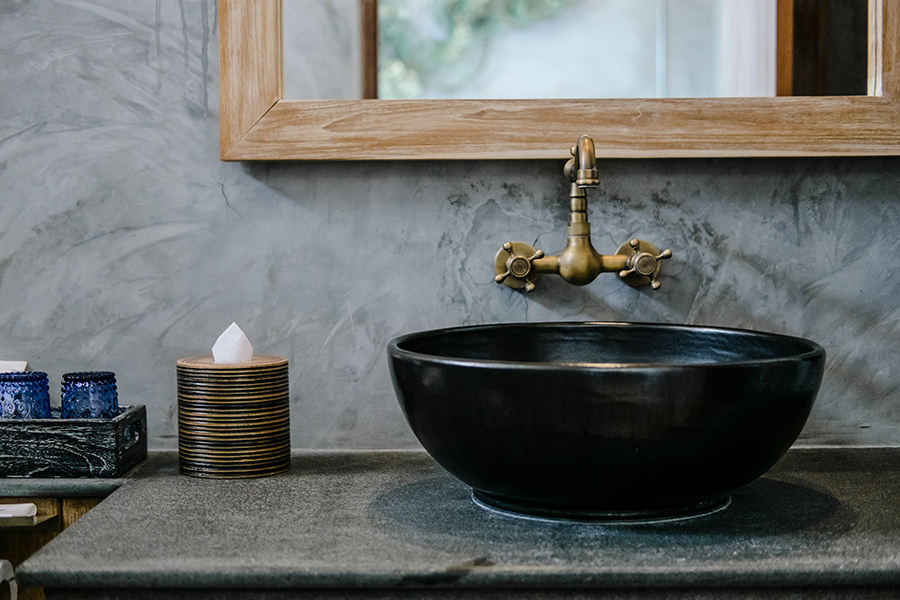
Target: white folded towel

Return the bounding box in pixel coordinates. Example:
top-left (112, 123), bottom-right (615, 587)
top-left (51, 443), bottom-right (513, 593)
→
top-left (0, 558), bottom-right (18, 600)
top-left (0, 503), bottom-right (37, 518)
top-left (0, 360), bottom-right (27, 372)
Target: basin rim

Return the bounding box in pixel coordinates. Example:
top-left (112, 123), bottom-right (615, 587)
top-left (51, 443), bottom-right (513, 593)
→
top-left (388, 321), bottom-right (825, 371)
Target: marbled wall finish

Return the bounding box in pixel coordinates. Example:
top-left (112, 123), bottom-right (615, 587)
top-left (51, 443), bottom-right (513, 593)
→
top-left (0, 1), bottom-right (897, 449)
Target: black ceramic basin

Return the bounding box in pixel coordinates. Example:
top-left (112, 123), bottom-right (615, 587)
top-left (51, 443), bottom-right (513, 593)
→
top-left (388, 322), bottom-right (825, 521)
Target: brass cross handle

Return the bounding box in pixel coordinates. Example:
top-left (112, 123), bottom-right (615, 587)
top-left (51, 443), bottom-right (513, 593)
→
top-left (495, 241), bottom-right (544, 292)
top-left (616, 238), bottom-right (672, 290)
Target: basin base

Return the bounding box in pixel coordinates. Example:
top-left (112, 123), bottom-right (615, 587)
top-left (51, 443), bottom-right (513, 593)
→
top-left (472, 489), bottom-right (731, 523)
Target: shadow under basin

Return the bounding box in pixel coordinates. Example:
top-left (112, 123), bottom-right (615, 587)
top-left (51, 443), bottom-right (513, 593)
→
top-left (367, 471), bottom-right (856, 554)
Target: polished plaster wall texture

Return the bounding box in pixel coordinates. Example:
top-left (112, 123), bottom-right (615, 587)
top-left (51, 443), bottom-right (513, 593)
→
top-left (0, 0), bottom-right (898, 449)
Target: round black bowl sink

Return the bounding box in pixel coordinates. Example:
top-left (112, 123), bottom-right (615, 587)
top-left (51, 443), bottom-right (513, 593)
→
top-left (388, 322), bottom-right (825, 521)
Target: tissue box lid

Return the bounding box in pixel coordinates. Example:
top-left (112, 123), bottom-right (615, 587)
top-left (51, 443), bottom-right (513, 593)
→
top-left (176, 355), bottom-right (287, 370)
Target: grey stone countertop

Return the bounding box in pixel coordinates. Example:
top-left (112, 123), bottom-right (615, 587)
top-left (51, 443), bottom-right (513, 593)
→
top-left (0, 471), bottom-right (137, 499)
top-left (15, 448), bottom-right (900, 598)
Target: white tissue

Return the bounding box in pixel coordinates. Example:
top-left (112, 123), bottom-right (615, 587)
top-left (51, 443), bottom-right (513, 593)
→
top-left (212, 322), bottom-right (254, 364)
top-left (0, 360), bottom-right (27, 372)
top-left (0, 503), bottom-right (37, 518)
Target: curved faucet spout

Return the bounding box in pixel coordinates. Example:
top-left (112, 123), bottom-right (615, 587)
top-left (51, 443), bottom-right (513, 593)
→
top-left (564, 134), bottom-right (599, 188)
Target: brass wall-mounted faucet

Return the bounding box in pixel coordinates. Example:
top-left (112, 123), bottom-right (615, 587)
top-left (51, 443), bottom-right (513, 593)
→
top-left (494, 135), bottom-right (672, 292)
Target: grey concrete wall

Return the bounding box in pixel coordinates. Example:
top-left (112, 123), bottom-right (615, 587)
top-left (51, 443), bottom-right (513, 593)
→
top-left (0, 0), bottom-right (897, 449)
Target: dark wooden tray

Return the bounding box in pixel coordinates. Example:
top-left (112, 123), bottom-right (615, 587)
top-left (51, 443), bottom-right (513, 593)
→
top-left (0, 405), bottom-right (147, 478)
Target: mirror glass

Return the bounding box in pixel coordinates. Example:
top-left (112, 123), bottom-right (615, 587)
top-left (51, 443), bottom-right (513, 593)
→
top-left (283, 0), bottom-right (364, 99)
top-left (282, 0), bottom-right (867, 100)
top-left (375, 0), bottom-right (772, 99)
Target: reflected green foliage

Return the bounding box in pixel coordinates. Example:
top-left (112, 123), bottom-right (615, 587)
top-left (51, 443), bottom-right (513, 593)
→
top-left (378, 0), bottom-right (579, 98)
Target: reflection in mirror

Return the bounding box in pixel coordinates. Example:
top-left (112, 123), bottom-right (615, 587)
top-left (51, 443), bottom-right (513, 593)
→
top-left (791, 0), bottom-right (868, 95)
top-left (376, 0), bottom-right (774, 99)
top-left (283, 0), bottom-right (867, 101)
top-left (282, 0), bottom-right (363, 99)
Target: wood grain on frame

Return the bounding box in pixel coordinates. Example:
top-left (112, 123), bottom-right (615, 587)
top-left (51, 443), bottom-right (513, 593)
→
top-left (219, 0), bottom-right (900, 160)
top-left (218, 0), bottom-right (282, 157)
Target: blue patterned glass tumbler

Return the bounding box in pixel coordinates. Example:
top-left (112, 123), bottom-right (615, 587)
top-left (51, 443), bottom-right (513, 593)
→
top-left (0, 372), bottom-right (52, 419)
top-left (61, 371), bottom-right (119, 419)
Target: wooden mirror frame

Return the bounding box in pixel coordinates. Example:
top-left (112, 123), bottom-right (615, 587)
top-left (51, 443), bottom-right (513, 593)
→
top-left (219, 0), bottom-right (899, 160)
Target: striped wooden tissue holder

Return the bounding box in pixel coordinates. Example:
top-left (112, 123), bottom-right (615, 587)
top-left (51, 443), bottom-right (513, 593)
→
top-left (176, 356), bottom-right (290, 478)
